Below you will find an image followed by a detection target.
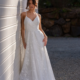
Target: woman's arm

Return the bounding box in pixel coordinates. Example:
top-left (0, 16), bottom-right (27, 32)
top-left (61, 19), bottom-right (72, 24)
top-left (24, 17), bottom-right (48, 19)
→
top-left (38, 14), bottom-right (48, 39)
top-left (21, 12), bottom-right (26, 48)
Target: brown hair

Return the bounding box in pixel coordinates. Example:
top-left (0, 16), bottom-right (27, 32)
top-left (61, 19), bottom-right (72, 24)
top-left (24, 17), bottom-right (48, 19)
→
top-left (26, 0), bottom-right (38, 9)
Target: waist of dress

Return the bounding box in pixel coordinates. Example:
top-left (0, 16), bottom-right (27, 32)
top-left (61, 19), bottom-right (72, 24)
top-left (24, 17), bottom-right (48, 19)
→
top-left (25, 28), bottom-right (40, 32)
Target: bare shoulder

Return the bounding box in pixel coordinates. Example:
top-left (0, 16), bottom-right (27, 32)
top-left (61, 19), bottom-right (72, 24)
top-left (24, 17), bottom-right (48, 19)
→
top-left (21, 12), bottom-right (25, 16)
top-left (37, 13), bottom-right (41, 19)
top-left (21, 12), bottom-right (26, 18)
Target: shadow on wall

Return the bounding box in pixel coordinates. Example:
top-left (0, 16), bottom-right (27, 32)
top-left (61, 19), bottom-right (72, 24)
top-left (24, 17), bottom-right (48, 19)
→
top-left (13, 1), bottom-right (21, 80)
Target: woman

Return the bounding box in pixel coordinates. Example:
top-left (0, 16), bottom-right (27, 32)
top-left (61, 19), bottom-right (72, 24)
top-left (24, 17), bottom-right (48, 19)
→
top-left (19, 0), bottom-right (56, 80)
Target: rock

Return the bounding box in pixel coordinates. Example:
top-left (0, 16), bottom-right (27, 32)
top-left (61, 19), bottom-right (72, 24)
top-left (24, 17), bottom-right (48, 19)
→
top-left (62, 22), bottom-right (71, 33)
top-left (60, 12), bottom-right (67, 18)
top-left (51, 25), bottom-right (63, 37)
top-left (60, 11), bottom-right (76, 19)
top-left (42, 19), bottom-right (54, 28)
top-left (66, 11), bottom-right (77, 18)
top-left (66, 19), bottom-right (70, 22)
top-left (42, 27), bottom-right (46, 31)
top-left (77, 19), bottom-right (80, 26)
top-left (71, 26), bottom-right (80, 36)
top-left (63, 34), bottom-right (71, 37)
top-left (55, 18), bottom-right (66, 25)
top-left (41, 12), bottom-right (59, 19)
top-left (45, 30), bottom-right (53, 36)
top-left (76, 13), bottom-right (80, 18)
top-left (73, 8), bottom-right (80, 14)
top-left (71, 19), bottom-right (78, 26)
top-left (39, 8), bottom-right (57, 13)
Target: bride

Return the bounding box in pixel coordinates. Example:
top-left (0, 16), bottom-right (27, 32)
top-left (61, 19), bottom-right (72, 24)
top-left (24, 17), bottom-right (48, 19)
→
top-left (19, 0), bottom-right (56, 80)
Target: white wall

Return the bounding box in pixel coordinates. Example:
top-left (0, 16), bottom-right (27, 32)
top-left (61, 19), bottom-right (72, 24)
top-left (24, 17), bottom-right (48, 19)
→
top-left (0, 0), bottom-right (38, 80)
top-left (0, 0), bottom-right (22, 80)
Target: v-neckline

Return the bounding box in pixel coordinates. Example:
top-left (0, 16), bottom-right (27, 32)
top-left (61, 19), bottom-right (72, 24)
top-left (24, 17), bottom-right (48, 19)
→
top-left (26, 11), bottom-right (38, 22)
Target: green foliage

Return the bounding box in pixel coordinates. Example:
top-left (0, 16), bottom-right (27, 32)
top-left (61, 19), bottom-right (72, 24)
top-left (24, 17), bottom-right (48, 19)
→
top-left (39, 0), bottom-right (53, 8)
top-left (46, 0), bottom-right (52, 7)
top-left (69, 0), bottom-right (80, 7)
top-left (51, 9), bottom-right (59, 14)
top-left (39, 0), bottom-right (80, 8)
top-left (61, 8), bottom-right (70, 13)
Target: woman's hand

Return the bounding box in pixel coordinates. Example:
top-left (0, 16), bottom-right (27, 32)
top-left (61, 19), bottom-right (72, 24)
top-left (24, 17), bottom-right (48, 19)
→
top-left (23, 42), bottom-right (27, 49)
top-left (43, 35), bottom-right (48, 46)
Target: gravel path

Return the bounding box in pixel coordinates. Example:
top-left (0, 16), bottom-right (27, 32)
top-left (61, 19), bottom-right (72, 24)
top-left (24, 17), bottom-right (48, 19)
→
top-left (46, 37), bottom-right (80, 80)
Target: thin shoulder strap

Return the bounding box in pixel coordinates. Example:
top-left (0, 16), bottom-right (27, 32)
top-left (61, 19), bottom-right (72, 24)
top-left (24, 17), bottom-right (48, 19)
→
top-left (26, 10), bottom-right (28, 16)
top-left (37, 13), bottom-right (40, 22)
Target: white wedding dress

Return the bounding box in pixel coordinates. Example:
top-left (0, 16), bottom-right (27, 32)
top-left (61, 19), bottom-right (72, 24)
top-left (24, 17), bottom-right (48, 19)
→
top-left (19, 10), bottom-right (56, 80)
